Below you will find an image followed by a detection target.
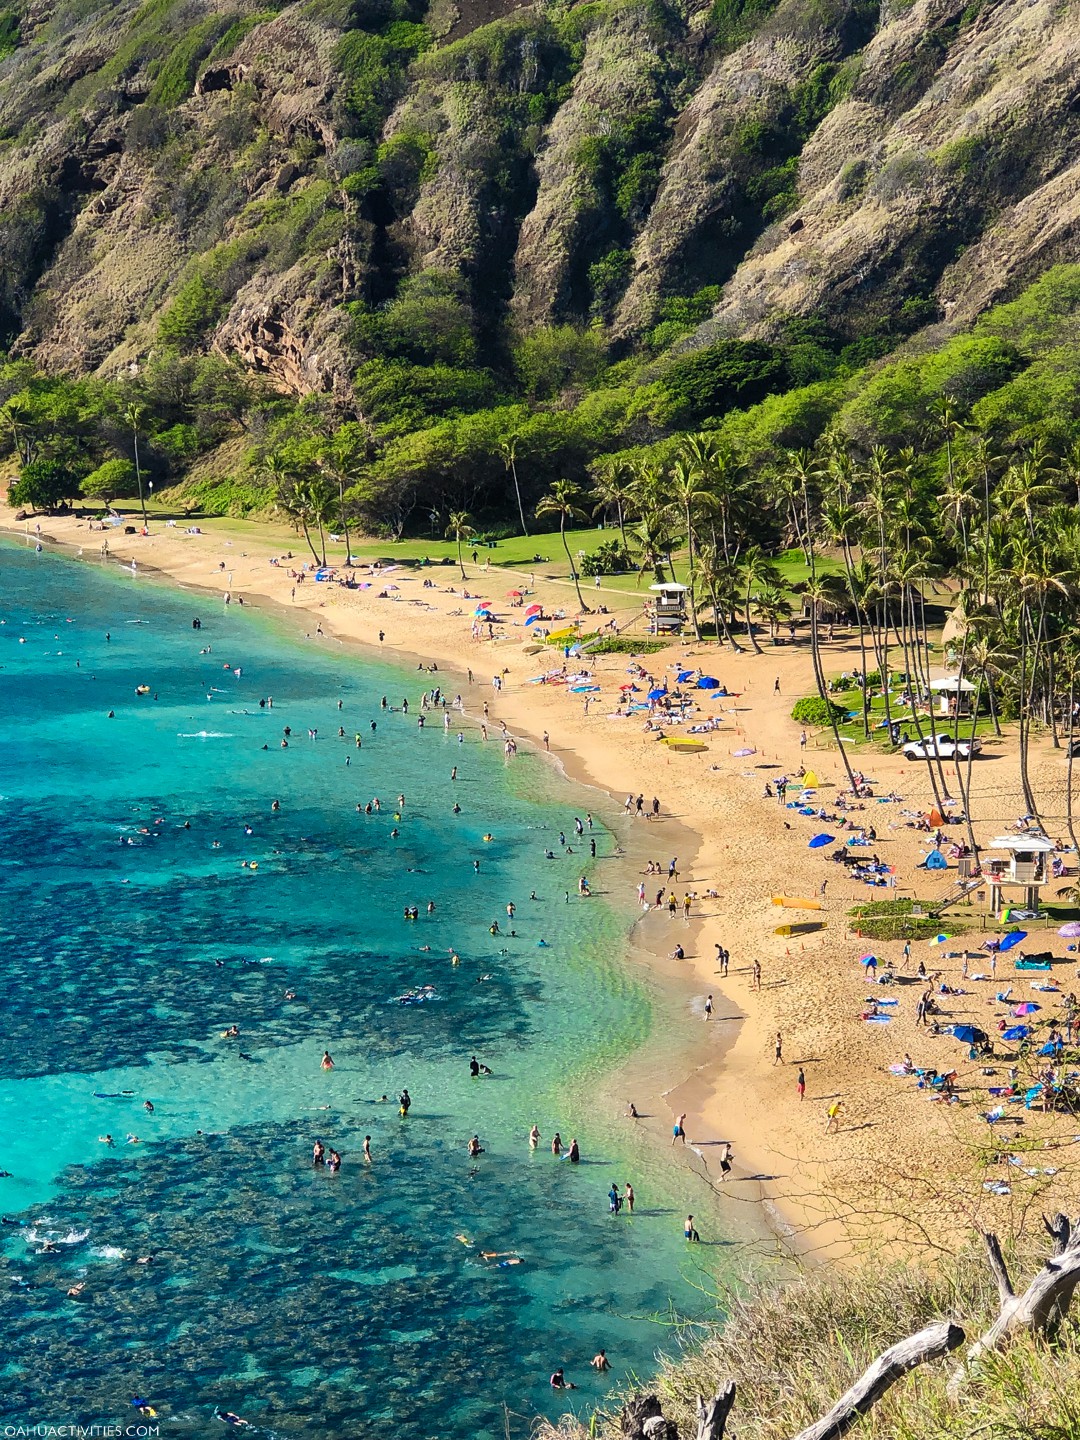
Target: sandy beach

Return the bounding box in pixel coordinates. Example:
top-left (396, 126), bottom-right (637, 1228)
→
top-left (9, 503), bottom-right (1080, 1261)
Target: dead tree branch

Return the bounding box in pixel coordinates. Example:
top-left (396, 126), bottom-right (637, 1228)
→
top-left (695, 1382), bottom-right (736, 1440)
top-left (949, 1215), bottom-right (1080, 1396)
top-left (791, 1321), bottom-right (965, 1440)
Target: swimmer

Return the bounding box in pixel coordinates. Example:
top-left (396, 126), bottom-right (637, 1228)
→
top-left (567, 1138), bottom-right (580, 1163)
top-left (551, 1132), bottom-right (563, 1156)
top-left (143, 1101), bottom-right (154, 1113)
top-left (321, 1051), bottom-right (334, 1071)
top-left (99, 1134), bottom-right (114, 1146)
top-left (591, 1350), bottom-right (610, 1372)
top-left (284, 989), bottom-right (297, 1001)
top-left (529, 1125), bottom-right (541, 1149)
top-left (468, 1135), bottom-right (484, 1157)
top-left (363, 1135), bottom-right (372, 1162)
top-left (313, 1140), bottom-right (325, 1165)
top-left (67, 1282), bottom-right (86, 1298)
top-left (399, 1088), bottom-right (411, 1116)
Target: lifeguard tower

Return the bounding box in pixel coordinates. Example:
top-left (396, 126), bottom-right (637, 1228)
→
top-left (982, 833), bottom-right (1055, 914)
top-left (649, 582), bottom-right (688, 635)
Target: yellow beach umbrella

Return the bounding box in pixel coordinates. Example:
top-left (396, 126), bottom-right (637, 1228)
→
top-left (802, 770), bottom-right (819, 787)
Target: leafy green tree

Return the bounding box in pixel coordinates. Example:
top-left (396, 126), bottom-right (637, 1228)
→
top-left (9, 457), bottom-right (76, 512)
top-left (81, 458), bottom-right (136, 505)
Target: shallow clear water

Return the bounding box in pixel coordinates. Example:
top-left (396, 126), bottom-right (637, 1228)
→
top-left (0, 540), bottom-right (749, 1436)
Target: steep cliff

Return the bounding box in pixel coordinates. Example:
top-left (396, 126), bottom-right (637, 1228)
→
top-left (2, 0), bottom-right (1079, 392)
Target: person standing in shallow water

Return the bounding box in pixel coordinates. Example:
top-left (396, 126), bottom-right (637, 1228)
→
top-left (321, 1051), bottom-right (334, 1071)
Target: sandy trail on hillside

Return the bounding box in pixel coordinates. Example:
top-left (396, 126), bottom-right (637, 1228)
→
top-left (8, 507), bottom-right (1080, 1260)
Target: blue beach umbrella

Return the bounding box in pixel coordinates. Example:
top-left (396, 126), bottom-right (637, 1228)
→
top-left (525, 613), bottom-right (542, 626)
top-left (697, 676), bottom-right (721, 689)
top-left (677, 669), bottom-right (695, 682)
top-left (648, 688), bottom-right (668, 701)
top-left (808, 833), bottom-right (834, 848)
top-left (1003, 1026), bottom-right (1031, 1041)
top-left (998, 931), bottom-right (1028, 952)
top-left (950, 1024), bottom-right (988, 1044)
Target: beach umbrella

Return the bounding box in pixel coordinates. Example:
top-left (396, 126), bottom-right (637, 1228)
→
top-left (1058, 922), bottom-right (1080, 937)
top-left (697, 676), bottom-right (721, 689)
top-left (950, 1024), bottom-right (988, 1044)
top-left (525, 601), bottom-right (542, 613)
top-left (808, 833), bottom-right (833, 848)
top-left (929, 933), bottom-right (953, 946)
top-left (998, 930), bottom-right (1028, 952)
top-left (648, 687), bottom-right (668, 701)
top-left (506, 589), bottom-right (522, 597)
top-left (676, 669), bottom-right (695, 682)
top-left (525, 614), bottom-right (542, 626)
top-left (802, 770), bottom-right (818, 787)
top-left (1013, 1002), bottom-right (1040, 1015)
top-left (1003, 1025), bottom-right (1031, 1040)
top-left (924, 848), bottom-right (948, 870)
top-left (860, 954), bottom-right (878, 967)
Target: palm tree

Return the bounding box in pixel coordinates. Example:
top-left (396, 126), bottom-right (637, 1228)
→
top-left (262, 450), bottom-right (322, 565)
top-left (753, 580), bottom-right (792, 644)
top-left (738, 545), bottom-right (781, 654)
top-left (667, 453), bottom-right (718, 641)
top-left (802, 572), bottom-right (858, 789)
top-left (697, 543), bottom-right (743, 650)
top-left (319, 426), bottom-right (369, 563)
top-left (536, 481), bottom-right (590, 611)
top-left (125, 402), bottom-right (148, 527)
top-left (445, 510), bottom-right (476, 580)
top-left (629, 511), bottom-right (682, 589)
top-left (590, 456), bottom-right (636, 551)
top-left (498, 435), bottom-right (529, 537)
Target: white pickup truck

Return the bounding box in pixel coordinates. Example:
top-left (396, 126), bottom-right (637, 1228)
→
top-left (901, 734), bottom-right (981, 761)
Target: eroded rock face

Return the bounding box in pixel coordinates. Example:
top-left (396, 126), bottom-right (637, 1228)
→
top-left (686, 0), bottom-right (1080, 348)
top-left (510, 1), bottom-right (683, 326)
top-left (4, 0), bottom-right (1080, 388)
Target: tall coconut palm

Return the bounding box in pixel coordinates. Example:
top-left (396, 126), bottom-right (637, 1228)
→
top-left (666, 453), bottom-right (718, 641)
top-left (125, 402), bottom-right (148, 527)
top-left (445, 510), bottom-right (476, 581)
top-left (590, 456), bottom-right (636, 552)
top-left (802, 572), bottom-right (858, 789)
top-left (536, 481), bottom-right (590, 611)
top-left (697, 543), bottom-right (743, 650)
top-left (738, 545), bottom-right (781, 654)
top-left (498, 435), bottom-right (529, 537)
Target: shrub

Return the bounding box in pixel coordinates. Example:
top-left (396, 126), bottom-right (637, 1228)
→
top-left (791, 695), bottom-right (847, 727)
top-left (579, 540), bottom-right (631, 576)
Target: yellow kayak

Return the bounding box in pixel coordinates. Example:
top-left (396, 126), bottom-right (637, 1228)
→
top-left (664, 738), bottom-right (708, 752)
top-left (771, 895), bottom-right (823, 910)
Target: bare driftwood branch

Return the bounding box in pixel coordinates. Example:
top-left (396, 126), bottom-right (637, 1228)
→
top-left (695, 1381), bottom-right (736, 1440)
top-left (982, 1230), bottom-right (1015, 1305)
top-left (791, 1320), bottom-right (965, 1440)
top-left (949, 1217), bottom-right (1080, 1396)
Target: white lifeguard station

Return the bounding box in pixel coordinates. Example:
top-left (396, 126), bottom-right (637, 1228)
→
top-left (649, 582), bottom-right (688, 635)
top-left (982, 833), bottom-right (1055, 913)
top-left (929, 674), bottom-right (977, 717)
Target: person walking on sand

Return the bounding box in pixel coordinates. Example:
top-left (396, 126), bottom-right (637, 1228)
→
top-left (774, 1031), bottom-right (783, 1065)
top-left (671, 1113), bottom-right (687, 1146)
top-left (797, 1067), bottom-right (805, 1101)
top-left (751, 958), bottom-right (762, 990)
top-left (826, 1098), bottom-right (843, 1133)
top-left (773, 677), bottom-right (781, 695)
top-left (704, 994), bottom-right (713, 1021)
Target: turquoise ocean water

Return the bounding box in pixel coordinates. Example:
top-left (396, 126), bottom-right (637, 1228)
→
top-left (0, 539), bottom-right (750, 1437)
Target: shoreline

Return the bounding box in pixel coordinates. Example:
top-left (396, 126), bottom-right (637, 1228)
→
top-left (11, 506), bottom-right (1080, 1262)
top-left (0, 520), bottom-right (781, 1260)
